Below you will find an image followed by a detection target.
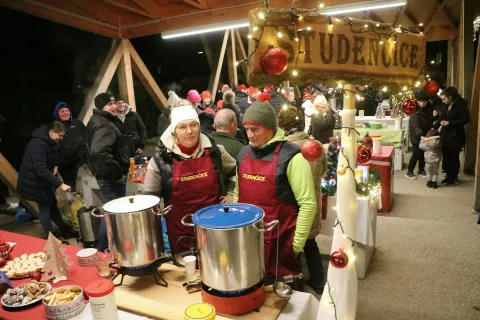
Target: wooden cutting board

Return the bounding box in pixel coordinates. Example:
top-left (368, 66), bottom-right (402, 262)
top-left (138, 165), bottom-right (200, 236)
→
top-left (114, 264), bottom-right (288, 320)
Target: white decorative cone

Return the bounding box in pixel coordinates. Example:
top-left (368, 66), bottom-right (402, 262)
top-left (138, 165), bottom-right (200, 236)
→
top-left (317, 108), bottom-right (358, 319)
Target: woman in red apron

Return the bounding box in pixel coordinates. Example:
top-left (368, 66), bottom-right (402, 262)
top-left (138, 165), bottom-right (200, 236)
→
top-left (143, 104), bottom-right (236, 254)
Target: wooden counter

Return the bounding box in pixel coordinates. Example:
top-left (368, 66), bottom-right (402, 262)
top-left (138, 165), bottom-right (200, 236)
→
top-left (114, 264), bottom-right (288, 319)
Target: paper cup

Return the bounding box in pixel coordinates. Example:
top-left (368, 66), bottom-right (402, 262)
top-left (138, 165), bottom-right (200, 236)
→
top-left (183, 256), bottom-right (197, 275)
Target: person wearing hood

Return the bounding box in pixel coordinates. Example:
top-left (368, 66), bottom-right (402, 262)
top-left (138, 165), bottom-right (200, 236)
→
top-left (17, 121), bottom-right (75, 239)
top-left (232, 101), bottom-right (317, 281)
top-left (309, 94), bottom-right (336, 144)
top-left (143, 105), bottom-right (236, 254)
top-left (115, 98), bottom-right (147, 156)
top-left (53, 102), bottom-right (86, 191)
top-left (277, 104), bottom-right (327, 293)
top-left (85, 93), bottom-right (130, 251)
top-left (406, 91), bottom-right (433, 180)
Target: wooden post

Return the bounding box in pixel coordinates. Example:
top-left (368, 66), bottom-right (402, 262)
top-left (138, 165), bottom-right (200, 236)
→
top-left (234, 30), bottom-right (248, 80)
top-left (78, 40), bottom-right (123, 124)
top-left (128, 41), bottom-right (168, 110)
top-left (200, 35), bottom-right (214, 70)
top-left (210, 30), bottom-right (230, 96)
top-left (462, 0), bottom-right (476, 174)
top-left (447, 39), bottom-right (458, 86)
top-left (227, 29), bottom-right (238, 87)
top-left (0, 154), bottom-right (39, 217)
top-left (118, 39), bottom-right (136, 111)
top-left (474, 95), bottom-right (480, 211)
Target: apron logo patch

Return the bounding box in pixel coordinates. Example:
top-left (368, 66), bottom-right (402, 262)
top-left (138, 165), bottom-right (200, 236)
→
top-left (242, 173), bottom-right (266, 181)
top-left (180, 172), bottom-right (208, 182)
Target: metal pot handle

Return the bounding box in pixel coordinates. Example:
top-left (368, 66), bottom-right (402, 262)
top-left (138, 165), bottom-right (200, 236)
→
top-left (91, 207), bottom-right (104, 218)
top-left (255, 219), bottom-right (279, 232)
top-left (181, 214), bottom-right (194, 227)
top-left (155, 204), bottom-right (173, 216)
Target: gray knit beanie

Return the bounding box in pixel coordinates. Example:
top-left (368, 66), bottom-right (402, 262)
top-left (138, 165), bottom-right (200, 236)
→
top-left (243, 101), bottom-right (277, 132)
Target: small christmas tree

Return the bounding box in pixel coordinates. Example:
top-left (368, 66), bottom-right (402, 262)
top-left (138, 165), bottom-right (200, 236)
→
top-left (375, 103), bottom-right (385, 118)
top-left (41, 232), bottom-right (72, 283)
top-left (322, 136), bottom-right (341, 196)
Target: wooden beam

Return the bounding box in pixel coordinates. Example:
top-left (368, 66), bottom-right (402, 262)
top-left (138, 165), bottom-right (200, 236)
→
top-left (181, 0), bottom-right (208, 10)
top-left (392, 6), bottom-right (406, 28)
top-left (200, 35), bottom-right (214, 69)
top-left (0, 154), bottom-right (39, 218)
top-left (118, 39), bottom-right (136, 111)
top-left (403, 8), bottom-right (419, 26)
top-left (0, 0), bottom-right (120, 38)
top-left (368, 11), bottom-right (385, 24)
top-left (474, 96), bottom-right (480, 211)
top-left (79, 40), bottom-right (123, 124)
top-left (438, 0), bottom-right (457, 31)
top-left (462, 0), bottom-right (476, 174)
top-left (210, 30), bottom-right (230, 97)
top-left (227, 29), bottom-right (238, 87)
top-left (425, 1), bottom-right (447, 34)
top-left (128, 41), bottom-right (168, 110)
top-left (66, 0), bottom-right (120, 26)
top-left (132, 0), bottom-right (163, 18)
top-left (466, 42), bottom-right (480, 177)
top-left (235, 30), bottom-right (248, 80)
top-left (102, 0), bottom-right (155, 19)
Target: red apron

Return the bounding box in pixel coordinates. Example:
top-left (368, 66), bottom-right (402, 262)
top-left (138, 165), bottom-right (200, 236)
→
top-left (166, 149), bottom-right (221, 254)
top-left (238, 143), bottom-right (301, 279)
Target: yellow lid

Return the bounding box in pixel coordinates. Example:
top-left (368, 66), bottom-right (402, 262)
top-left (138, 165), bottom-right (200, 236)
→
top-left (185, 303), bottom-right (216, 320)
top-left (372, 137), bottom-right (383, 141)
top-left (355, 168), bottom-right (363, 174)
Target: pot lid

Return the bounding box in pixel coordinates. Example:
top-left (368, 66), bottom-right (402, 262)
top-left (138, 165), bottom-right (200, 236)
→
top-left (103, 195), bottom-right (160, 214)
top-left (192, 204), bottom-right (263, 229)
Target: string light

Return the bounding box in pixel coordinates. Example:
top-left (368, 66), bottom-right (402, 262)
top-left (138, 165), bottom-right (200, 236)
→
top-left (277, 32), bottom-right (283, 38)
top-left (252, 26), bottom-right (259, 31)
top-left (295, 37), bottom-right (299, 41)
top-left (379, 40), bottom-right (384, 44)
top-left (283, 104), bottom-right (288, 110)
top-left (419, 23), bottom-right (423, 26)
top-left (329, 23), bottom-right (333, 28)
top-left (430, 60), bottom-right (435, 64)
top-left (306, 26), bottom-right (312, 31)
top-left (382, 87), bottom-right (387, 92)
top-left (319, 3), bottom-right (325, 8)
top-left (292, 70), bottom-right (298, 76)
top-left (337, 83), bottom-right (343, 88)
top-left (258, 12), bottom-right (265, 20)
top-left (364, 24), bottom-right (368, 28)
top-left (247, 34), bottom-right (253, 39)
top-left (375, 23), bottom-right (380, 27)
top-left (403, 86), bottom-right (407, 91)
top-left (234, 61), bottom-right (239, 66)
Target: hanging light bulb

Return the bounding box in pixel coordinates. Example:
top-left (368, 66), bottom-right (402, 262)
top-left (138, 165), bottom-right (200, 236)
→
top-left (319, 3), bottom-right (325, 8)
top-left (292, 70), bottom-right (298, 76)
top-left (430, 60), bottom-right (435, 64)
top-left (247, 34), bottom-right (253, 39)
top-left (416, 81), bottom-right (421, 86)
top-left (306, 26), bottom-right (312, 31)
top-left (295, 116), bottom-right (299, 120)
top-left (277, 32), bottom-right (283, 38)
top-left (382, 87), bottom-right (387, 92)
top-left (295, 37), bottom-right (299, 41)
top-left (375, 23), bottom-right (380, 27)
top-left (252, 26), bottom-right (259, 31)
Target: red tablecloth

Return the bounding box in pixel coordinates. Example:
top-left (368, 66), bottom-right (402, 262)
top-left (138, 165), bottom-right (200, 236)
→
top-left (0, 231), bottom-right (102, 319)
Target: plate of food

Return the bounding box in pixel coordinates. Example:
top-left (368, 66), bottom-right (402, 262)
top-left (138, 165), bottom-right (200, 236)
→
top-left (1, 281), bottom-right (51, 308)
top-left (1, 252), bottom-right (46, 279)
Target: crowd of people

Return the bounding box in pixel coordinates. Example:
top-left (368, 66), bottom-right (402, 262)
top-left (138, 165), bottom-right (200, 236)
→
top-left (9, 80), bottom-right (472, 294)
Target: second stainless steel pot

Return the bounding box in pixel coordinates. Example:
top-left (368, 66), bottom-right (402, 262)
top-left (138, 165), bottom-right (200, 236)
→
top-left (182, 204), bottom-right (277, 292)
top-left (92, 195), bottom-right (172, 267)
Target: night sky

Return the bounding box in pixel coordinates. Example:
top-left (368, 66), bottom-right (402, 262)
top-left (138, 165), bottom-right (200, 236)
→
top-left (0, 6), bottom-right (448, 168)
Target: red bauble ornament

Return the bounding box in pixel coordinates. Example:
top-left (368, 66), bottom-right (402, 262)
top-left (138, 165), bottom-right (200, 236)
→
top-left (423, 80), bottom-right (440, 96)
top-left (30, 271), bottom-right (42, 281)
top-left (330, 248), bottom-right (349, 269)
top-left (260, 46), bottom-right (288, 75)
top-left (402, 99), bottom-right (417, 116)
top-left (357, 146), bottom-right (372, 165)
top-left (0, 257), bottom-right (5, 267)
top-left (302, 136), bottom-right (324, 161)
top-left (363, 134), bottom-right (373, 150)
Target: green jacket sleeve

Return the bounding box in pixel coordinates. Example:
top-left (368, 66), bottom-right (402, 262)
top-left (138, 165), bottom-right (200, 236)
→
top-left (287, 153), bottom-right (317, 255)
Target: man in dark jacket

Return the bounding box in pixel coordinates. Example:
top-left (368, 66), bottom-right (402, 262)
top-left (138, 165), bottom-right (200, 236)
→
top-left (439, 87), bottom-right (470, 185)
top-left (211, 109), bottom-right (246, 160)
top-left (115, 98), bottom-right (147, 156)
top-left (53, 102), bottom-right (86, 191)
top-left (406, 92), bottom-right (433, 179)
top-left (17, 121), bottom-right (74, 238)
top-left (85, 93), bottom-right (130, 251)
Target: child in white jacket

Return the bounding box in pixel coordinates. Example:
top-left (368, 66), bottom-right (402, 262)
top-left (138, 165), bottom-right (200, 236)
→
top-left (419, 129), bottom-right (442, 189)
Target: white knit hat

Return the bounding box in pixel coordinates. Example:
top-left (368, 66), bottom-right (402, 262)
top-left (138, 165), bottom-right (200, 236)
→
top-left (170, 105), bottom-right (199, 130)
top-left (314, 95), bottom-right (328, 108)
top-left (167, 91), bottom-right (181, 107)
top-left (302, 100), bottom-right (315, 117)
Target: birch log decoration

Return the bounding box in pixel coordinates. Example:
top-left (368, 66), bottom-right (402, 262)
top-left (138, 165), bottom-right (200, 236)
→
top-left (317, 84), bottom-right (358, 319)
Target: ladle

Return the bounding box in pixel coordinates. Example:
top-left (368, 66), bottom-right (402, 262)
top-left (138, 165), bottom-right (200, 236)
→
top-left (272, 222), bottom-right (293, 298)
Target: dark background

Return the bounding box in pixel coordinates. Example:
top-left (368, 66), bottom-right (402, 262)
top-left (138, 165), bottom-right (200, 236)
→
top-left (0, 7), bottom-right (449, 169)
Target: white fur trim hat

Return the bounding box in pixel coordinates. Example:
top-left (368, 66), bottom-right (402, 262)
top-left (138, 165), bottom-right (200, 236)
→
top-left (169, 105), bottom-right (199, 131)
top-left (314, 95), bottom-right (328, 108)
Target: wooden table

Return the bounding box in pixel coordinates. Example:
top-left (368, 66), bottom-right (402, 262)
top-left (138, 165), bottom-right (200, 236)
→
top-left (114, 264), bottom-right (289, 320)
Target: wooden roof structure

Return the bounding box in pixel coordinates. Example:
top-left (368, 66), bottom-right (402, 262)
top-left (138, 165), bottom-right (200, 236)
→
top-left (0, 0), bottom-right (465, 41)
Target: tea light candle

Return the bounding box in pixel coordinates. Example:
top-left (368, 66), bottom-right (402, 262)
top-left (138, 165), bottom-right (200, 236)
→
top-left (372, 137), bottom-right (382, 155)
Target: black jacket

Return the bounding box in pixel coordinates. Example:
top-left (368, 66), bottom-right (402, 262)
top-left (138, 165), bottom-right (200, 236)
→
top-left (17, 125), bottom-right (63, 201)
top-left (439, 97), bottom-right (470, 148)
top-left (309, 109), bottom-right (336, 144)
top-left (85, 108), bottom-right (130, 181)
top-left (58, 118), bottom-right (86, 168)
top-left (157, 108), bottom-right (171, 137)
top-left (115, 109), bottom-right (147, 150)
top-left (409, 105), bottom-right (433, 145)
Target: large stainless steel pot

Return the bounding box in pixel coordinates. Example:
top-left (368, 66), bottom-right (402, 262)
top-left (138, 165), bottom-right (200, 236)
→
top-left (182, 204), bottom-right (278, 292)
top-left (76, 206), bottom-right (101, 244)
top-left (92, 195), bottom-right (172, 267)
